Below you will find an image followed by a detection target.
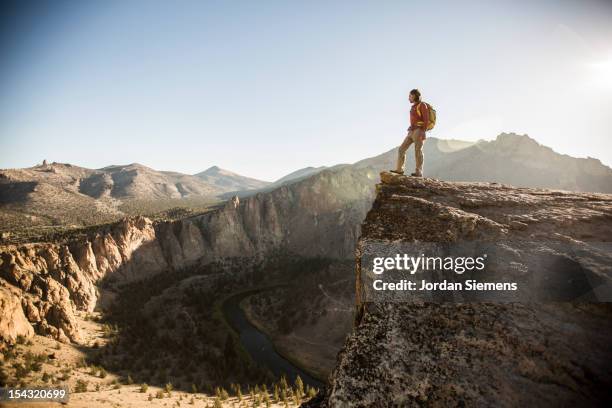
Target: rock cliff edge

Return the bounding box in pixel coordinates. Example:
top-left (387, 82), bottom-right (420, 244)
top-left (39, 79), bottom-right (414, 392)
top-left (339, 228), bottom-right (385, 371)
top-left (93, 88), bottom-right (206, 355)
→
top-left (320, 172), bottom-right (612, 407)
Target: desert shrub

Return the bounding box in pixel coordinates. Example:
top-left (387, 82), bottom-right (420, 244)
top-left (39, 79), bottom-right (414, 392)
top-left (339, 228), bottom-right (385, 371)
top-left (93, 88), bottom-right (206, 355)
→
top-left (74, 379), bottom-right (88, 393)
top-left (14, 363), bottom-right (30, 379)
top-left (164, 382), bottom-right (173, 393)
top-left (2, 347), bottom-right (16, 360)
top-left (0, 366), bottom-right (8, 386)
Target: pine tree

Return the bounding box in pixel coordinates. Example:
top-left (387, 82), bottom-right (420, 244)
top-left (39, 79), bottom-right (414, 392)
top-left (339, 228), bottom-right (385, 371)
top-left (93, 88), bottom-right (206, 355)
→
top-left (236, 384), bottom-right (243, 401)
top-left (281, 388), bottom-right (287, 403)
top-left (294, 375), bottom-right (304, 398)
top-left (263, 392), bottom-right (271, 407)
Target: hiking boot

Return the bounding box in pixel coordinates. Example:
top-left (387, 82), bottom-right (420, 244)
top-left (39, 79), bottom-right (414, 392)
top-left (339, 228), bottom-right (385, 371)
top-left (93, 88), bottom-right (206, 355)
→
top-left (390, 170), bottom-right (404, 175)
top-left (410, 172), bottom-right (423, 177)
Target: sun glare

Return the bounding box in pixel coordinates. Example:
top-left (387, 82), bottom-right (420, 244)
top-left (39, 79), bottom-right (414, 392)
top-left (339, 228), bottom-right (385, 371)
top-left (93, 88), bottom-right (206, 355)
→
top-left (588, 57), bottom-right (612, 89)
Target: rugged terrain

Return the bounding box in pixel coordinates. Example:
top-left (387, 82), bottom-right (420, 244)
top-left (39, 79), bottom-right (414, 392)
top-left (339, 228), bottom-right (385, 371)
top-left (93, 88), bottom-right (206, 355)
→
top-left (0, 162), bottom-right (267, 235)
top-left (2, 133), bottom-right (612, 406)
top-left (0, 161), bottom-right (371, 345)
top-left (0, 163), bottom-right (370, 402)
top-left (319, 172), bottom-right (612, 407)
top-left (3, 133), bottom-right (612, 239)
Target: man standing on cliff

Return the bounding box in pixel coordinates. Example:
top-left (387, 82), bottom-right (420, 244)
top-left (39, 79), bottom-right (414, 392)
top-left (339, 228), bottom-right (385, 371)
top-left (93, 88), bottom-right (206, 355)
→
top-left (391, 89), bottom-right (429, 177)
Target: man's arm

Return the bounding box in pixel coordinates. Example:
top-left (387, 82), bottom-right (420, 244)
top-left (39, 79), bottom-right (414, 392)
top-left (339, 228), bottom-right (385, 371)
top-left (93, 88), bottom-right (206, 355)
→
top-left (420, 103), bottom-right (429, 131)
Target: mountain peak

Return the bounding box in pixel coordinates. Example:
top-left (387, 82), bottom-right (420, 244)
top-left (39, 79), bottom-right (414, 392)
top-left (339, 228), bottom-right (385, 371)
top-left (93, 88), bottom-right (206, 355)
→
top-left (100, 162), bottom-right (154, 172)
top-left (195, 166), bottom-right (270, 192)
top-left (201, 165), bottom-right (222, 174)
top-left (494, 132), bottom-right (539, 145)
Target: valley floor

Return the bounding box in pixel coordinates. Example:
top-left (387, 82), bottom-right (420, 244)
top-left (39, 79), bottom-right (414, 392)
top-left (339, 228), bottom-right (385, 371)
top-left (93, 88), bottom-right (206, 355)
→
top-left (1, 311), bottom-right (314, 408)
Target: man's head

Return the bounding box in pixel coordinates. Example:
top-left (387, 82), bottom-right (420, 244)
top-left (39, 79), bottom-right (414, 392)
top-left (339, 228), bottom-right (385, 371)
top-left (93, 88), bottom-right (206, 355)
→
top-left (409, 89), bottom-right (421, 103)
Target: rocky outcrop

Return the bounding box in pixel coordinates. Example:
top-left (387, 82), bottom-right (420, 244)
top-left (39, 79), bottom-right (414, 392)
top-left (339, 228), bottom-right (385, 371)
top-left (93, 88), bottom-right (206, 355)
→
top-left (0, 216), bottom-right (167, 342)
top-left (0, 284), bottom-right (34, 343)
top-left (321, 172), bottom-right (612, 407)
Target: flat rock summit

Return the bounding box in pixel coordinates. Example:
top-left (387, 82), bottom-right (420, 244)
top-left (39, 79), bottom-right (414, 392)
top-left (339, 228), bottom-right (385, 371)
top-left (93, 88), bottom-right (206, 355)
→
top-left (317, 172), bottom-right (612, 407)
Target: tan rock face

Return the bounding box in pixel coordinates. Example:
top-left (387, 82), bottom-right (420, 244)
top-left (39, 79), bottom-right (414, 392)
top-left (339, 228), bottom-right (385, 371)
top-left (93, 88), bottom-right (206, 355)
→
top-left (0, 285), bottom-right (34, 343)
top-left (0, 216), bottom-right (170, 342)
top-left (322, 173), bottom-right (612, 407)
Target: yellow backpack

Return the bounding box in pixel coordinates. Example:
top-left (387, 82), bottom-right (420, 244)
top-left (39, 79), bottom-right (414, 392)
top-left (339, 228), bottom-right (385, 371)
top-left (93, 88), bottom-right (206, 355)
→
top-left (417, 102), bottom-right (437, 131)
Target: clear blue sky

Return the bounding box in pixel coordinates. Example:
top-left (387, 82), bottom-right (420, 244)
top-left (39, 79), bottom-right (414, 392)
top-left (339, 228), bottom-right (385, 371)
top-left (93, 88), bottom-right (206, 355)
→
top-left (1, 0), bottom-right (611, 181)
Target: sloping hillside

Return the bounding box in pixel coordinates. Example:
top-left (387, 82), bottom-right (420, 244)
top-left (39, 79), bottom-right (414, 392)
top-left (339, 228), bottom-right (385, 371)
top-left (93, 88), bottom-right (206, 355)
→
top-left (0, 163), bottom-right (221, 235)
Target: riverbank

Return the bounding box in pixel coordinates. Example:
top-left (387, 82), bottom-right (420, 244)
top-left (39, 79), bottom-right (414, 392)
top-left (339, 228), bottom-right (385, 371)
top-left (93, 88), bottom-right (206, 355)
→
top-left (218, 286), bottom-right (324, 388)
top-left (241, 300), bottom-right (331, 382)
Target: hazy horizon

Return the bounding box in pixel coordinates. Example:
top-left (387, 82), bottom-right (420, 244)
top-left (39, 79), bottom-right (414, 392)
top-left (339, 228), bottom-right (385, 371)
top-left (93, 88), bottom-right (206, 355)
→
top-left (1, 131), bottom-right (608, 183)
top-left (1, 0), bottom-right (612, 181)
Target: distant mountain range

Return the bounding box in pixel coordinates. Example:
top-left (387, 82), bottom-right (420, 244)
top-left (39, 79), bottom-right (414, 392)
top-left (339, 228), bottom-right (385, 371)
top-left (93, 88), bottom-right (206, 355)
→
top-left (0, 162), bottom-right (269, 232)
top-left (1, 133), bottom-right (611, 234)
top-left (348, 133), bottom-right (612, 193)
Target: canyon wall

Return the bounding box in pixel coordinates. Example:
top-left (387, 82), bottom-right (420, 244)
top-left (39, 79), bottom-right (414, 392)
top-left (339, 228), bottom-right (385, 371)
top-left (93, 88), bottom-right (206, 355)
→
top-left (0, 166), bottom-right (376, 343)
